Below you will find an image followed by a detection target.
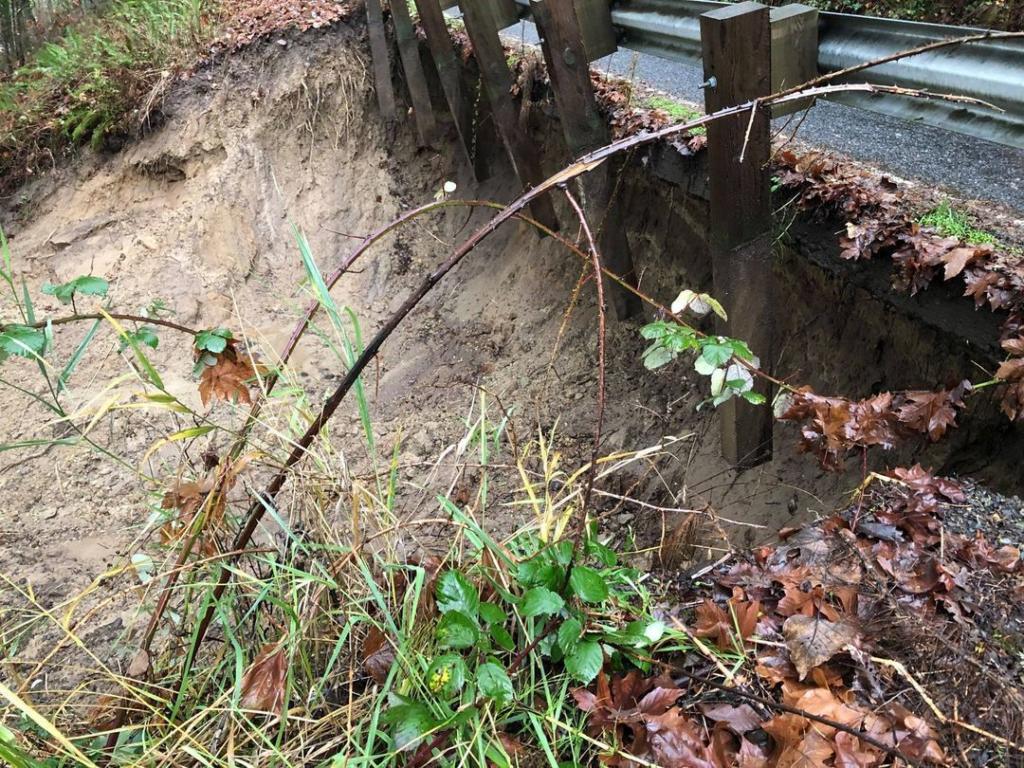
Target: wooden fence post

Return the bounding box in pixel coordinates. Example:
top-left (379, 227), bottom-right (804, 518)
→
top-left (700, 1), bottom-right (774, 468)
top-left (531, 0), bottom-right (641, 319)
top-left (413, 0), bottom-right (480, 176)
top-left (441, 0), bottom-right (520, 29)
top-left (365, 0), bottom-right (397, 122)
top-left (461, 0), bottom-right (559, 232)
top-left (389, 0), bottom-right (439, 145)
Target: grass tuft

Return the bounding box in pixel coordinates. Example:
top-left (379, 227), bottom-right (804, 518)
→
top-left (919, 201), bottom-right (998, 246)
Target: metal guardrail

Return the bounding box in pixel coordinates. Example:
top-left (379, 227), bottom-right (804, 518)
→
top-left (509, 0), bottom-right (1024, 149)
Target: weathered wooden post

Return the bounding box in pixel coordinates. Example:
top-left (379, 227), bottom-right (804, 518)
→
top-left (413, 0), bottom-right (479, 175)
top-left (365, 0), bottom-right (397, 121)
top-left (461, 0), bottom-right (559, 232)
top-left (700, 1), bottom-right (774, 468)
top-left (531, 0), bottom-right (641, 319)
top-left (389, 0), bottom-right (439, 145)
top-left (441, 0), bottom-right (520, 29)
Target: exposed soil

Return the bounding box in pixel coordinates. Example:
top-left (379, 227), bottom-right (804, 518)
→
top-left (0, 24), bottom-right (847, 699)
top-left (0, 20), bottom-right (1021, 749)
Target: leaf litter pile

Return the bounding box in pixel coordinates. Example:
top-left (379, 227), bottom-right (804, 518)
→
top-left (570, 467), bottom-right (1022, 767)
top-left (774, 150), bottom-right (1024, 425)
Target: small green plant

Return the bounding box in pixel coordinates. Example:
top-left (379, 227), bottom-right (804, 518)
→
top-left (639, 289), bottom-right (765, 407)
top-left (643, 94), bottom-right (707, 134)
top-left (1, 0), bottom-right (215, 191)
top-left (381, 514), bottom-right (680, 763)
top-left (919, 201), bottom-right (998, 246)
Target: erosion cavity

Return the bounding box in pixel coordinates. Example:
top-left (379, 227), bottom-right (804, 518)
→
top-left (1, 23), bottom-right (1020, 576)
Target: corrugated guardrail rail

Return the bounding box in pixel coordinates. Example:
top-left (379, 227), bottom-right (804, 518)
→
top-left (509, 0), bottom-right (1024, 149)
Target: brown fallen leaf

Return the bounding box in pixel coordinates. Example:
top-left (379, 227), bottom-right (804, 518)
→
top-left (240, 642), bottom-right (287, 715)
top-left (782, 615), bottom-right (859, 680)
top-left (699, 702), bottom-right (761, 735)
top-left (362, 626), bottom-right (395, 685)
top-left (644, 707), bottom-right (716, 768)
top-left (779, 729), bottom-right (834, 768)
top-left (833, 730), bottom-right (881, 768)
top-left (126, 649), bottom-right (151, 680)
top-left (940, 245), bottom-right (987, 281)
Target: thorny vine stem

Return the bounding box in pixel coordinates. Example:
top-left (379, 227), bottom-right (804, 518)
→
top-left (562, 186), bottom-right (607, 522)
top-left (7, 312), bottom-right (198, 336)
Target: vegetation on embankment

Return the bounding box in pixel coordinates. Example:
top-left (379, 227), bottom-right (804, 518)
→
top-left (0, 0), bottom-right (218, 195)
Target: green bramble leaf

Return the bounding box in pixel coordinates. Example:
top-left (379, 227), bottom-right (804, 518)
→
top-left (725, 338), bottom-right (754, 361)
top-left (516, 558), bottom-right (563, 590)
top-left (42, 275), bottom-right (108, 305)
top-left (557, 617), bottom-right (582, 655)
top-left (569, 566), bottom-right (609, 604)
top-left (426, 654), bottom-right (467, 698)
top-left (565, 640), bottom-right (603, 683)
top-left (490, 624), bottom-right (515, 651)
top-left (435, 571), bottom-right (479, 618)
top-left (194, 327), bottom-right (233, 355)
top-left (436, 611), bottom-right (478, 649)
top-left (519, 587), bottom-right (564, 618)
top-left (384, 701), bottom-right (438, 751)
top-left (699, 341), bottom-right (732, 368)
top-left (0, 325), bottom-right (46, 359)
top-left (476, 662), bottom-right (513, 704)
top-left (640, 320), bottom-right (672, 340)
top-left (642, 345), bottom-right (675, 370)
top-left (119, 325), bottom-right (159, 352)
top-left (478, 602), bottom-right (507, 625)
top-left (549, 540), bottom-right (574, 566)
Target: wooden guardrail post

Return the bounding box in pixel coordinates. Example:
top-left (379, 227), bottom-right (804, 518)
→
top-left (365, 0), bottom-right (397, 122)
top-left (531, 0), bottom-right (641, 319)
top-left (700, 1), bottom-right (774, 468)
top-left (413, 0), bottom-right (480, 176)
top-left (461, 0), bottom-right (559, 232)
top-left (389, 0), bottom-right (439, 145)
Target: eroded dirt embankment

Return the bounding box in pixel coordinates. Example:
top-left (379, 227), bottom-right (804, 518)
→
top-left (0, 21), bottom-right (1020, 645)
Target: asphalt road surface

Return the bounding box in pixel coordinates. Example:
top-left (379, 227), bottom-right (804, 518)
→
top-left (492, 19), bottom-right (1024, 212)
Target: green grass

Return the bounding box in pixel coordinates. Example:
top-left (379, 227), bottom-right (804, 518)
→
top-left (0, 0), bottom-right (216, 193)
top-left (0, 230), bottom-right (718, 767)
top-left (919, 201), bottom-right (998, 246)
top-left (643, 94), bottom-right (706, 135)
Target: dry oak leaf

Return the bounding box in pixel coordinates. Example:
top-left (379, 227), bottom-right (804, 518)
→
top-left (240, 642), bottom-right (288, 715)
top-left (1002, 336), bottom-right (1024, 356)
top-left (699, 702), bottom-right (761, 735)
top-left (779, 730), bottom-right (834, 768)
top-left (782, 616), bottom-right (859, 680)
top-left (693, 597), bottom-right (761, 651)
top-left (833, 730), bottom-right (882, 768)
top-left (762, 714), bottom-right (836, 768)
